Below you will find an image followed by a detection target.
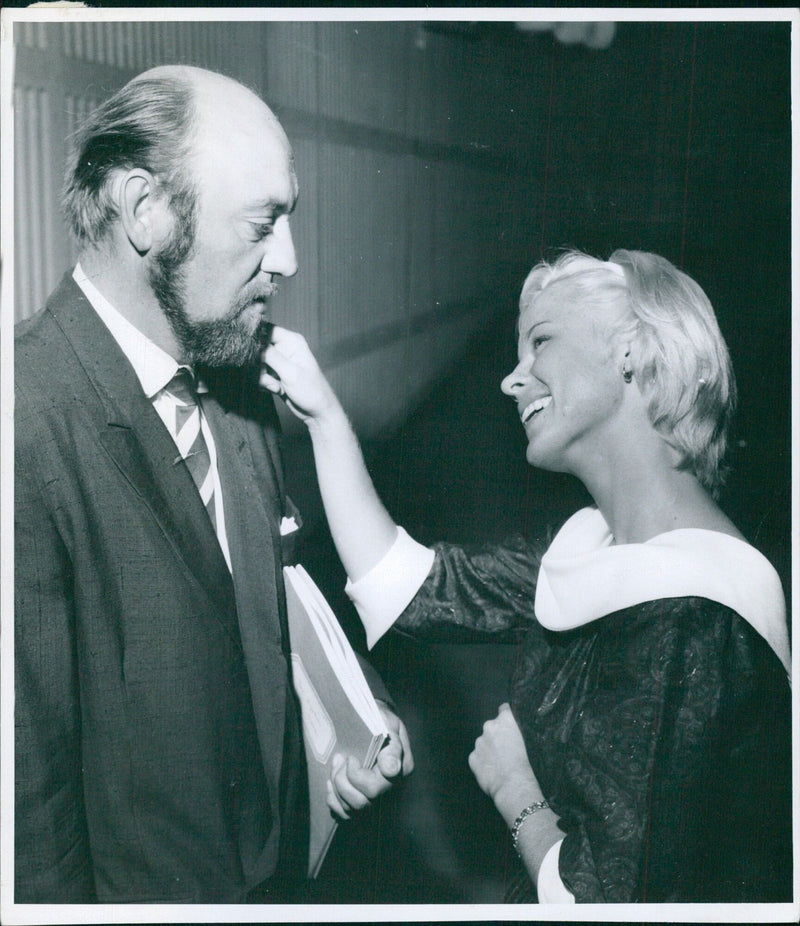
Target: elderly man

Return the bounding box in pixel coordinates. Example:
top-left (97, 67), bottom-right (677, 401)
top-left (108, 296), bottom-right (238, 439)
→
top-left (14, 65), bottom-right (412, 904)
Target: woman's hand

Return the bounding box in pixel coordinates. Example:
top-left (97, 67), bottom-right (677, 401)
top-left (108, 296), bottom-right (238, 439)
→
top-left (470, 703), bottom-right (564, 888)
top-left (259, 325), bottom-right (342, 425)
top-left (261, 326), bottom-right (397, 585)
top-left (469, 702), bottom-right (543, 823)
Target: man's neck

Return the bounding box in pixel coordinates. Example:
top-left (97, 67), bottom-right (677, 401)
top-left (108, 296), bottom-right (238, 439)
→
top-left (79, 247), bottom-right (182, 359)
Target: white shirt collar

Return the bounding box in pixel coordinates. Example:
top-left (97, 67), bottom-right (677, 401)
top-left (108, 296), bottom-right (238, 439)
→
top-left (73, 263), bottom-right (181, 398)
top-left (535, 506), bottom-right (790, 674)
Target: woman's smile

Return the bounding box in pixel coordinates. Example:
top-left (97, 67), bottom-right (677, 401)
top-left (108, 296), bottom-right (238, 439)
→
top-left (521, 394), bottom-right (553, 425)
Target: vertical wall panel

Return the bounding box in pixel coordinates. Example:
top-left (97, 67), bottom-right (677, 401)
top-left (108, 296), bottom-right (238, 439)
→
top-left (262, 21), bottom-right (319, 113)
top-left (16, 21), bottom-right (48, 50)
top-left (13, 89), bottom-right (37, 322)
top-left (409, 33), bottom-right (468, 147)
top-left (316, 22), bottom-right (409, 133)
top-left (14, 87), bottom-right (60, 322)
top-left (317, 143), bottom-right (411, 340)
top-left (406, 156), bottom-right (437, 320)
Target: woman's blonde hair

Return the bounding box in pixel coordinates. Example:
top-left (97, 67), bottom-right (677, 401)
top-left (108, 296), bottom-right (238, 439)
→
top-left (519, 249), bottom-right (737, 495)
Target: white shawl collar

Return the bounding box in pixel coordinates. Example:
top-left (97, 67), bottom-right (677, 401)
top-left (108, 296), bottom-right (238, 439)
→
top-left (535, 507), bottom-right (790, 675)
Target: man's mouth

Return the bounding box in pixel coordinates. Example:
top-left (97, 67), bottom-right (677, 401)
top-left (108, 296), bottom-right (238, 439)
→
top-left (248, 282), bottom-right (279, 306)
top-left (521, 395), bottom-right (553, 424)
top-left (235, 287), bottom-right (278, 322)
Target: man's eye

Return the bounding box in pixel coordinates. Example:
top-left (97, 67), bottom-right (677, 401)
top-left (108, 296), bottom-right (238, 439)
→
top-left (251, 222), bottom-right (274, 240)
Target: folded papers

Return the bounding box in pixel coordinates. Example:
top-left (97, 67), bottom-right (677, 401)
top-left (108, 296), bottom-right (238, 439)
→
top-left (284, 564), bottom-right (389, 877)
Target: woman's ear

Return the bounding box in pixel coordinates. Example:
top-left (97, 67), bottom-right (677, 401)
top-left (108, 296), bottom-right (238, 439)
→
top-left (620, 341), bottom-right (634, 383)
top-left (118, 169), bottom-right (162, 254)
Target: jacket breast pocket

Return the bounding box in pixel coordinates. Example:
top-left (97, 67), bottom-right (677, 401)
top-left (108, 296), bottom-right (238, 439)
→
top-left (279, 495), bottom-right (303, 566)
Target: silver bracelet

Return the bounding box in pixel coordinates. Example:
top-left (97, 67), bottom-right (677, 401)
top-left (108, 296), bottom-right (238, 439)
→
top-left (510, 800), bottom-right (550, 855)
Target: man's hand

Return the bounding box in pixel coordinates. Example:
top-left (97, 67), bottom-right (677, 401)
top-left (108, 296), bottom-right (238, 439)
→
top-left (326, 701), bottom-right (414, 819)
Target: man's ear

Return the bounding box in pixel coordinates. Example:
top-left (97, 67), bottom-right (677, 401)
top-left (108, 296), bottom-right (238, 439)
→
top-left (118, 169), bottom-right (165, 254)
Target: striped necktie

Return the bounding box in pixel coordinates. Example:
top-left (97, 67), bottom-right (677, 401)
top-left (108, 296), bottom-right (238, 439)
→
top-left (164, 368), bottom-right (217, 528)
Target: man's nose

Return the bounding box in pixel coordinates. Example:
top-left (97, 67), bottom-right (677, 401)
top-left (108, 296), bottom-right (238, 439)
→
top-left (262, 216), bottom-right (298, 278)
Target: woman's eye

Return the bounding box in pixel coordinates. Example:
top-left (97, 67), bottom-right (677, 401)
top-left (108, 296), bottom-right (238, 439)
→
top-left (532, 335), bottom-right (549, 350)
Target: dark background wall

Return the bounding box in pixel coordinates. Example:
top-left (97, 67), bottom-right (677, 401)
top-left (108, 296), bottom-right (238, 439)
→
top-left (10, 14), bottom-right (793, 905)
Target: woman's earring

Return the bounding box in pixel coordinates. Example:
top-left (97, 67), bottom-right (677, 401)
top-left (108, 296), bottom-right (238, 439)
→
top-left (622, 357), bottom-right (633, 383)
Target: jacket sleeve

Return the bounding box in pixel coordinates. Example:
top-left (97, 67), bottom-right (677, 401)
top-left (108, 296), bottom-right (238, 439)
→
top-left (14, 389), bottom-right (96, 902)
top-left (393, 533), bottom-right (545, 643)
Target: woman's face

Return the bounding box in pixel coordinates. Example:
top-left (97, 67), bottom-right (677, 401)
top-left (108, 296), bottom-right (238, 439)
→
top-left (501, 280), bottom-right (629, 476)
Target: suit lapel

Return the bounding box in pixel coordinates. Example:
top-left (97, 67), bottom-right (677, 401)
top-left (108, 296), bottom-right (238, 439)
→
top-left (47, 276), bottom-right (237, 637)
top-left (202, 383), bottom-right (290, 870)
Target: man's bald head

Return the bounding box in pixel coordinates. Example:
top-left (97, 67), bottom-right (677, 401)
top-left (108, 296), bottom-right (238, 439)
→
top-left (61, 65), bottom-right (285, 248)
top-left (133, 65), bottom-right (283, 133)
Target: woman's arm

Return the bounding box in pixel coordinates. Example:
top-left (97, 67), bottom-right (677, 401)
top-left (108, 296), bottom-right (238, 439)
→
top-left (261, 326), bottom-right (397, 581)
top-left (470, 703), bottom-right (570, 898)
top-left (262, 328), bottom-right (542, 645)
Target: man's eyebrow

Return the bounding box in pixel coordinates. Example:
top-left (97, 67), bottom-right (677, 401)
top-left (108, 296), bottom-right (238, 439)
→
top-left (244, 193), bottom-right (298, 215)
top-left (243, 199), bottom-right (280, 213)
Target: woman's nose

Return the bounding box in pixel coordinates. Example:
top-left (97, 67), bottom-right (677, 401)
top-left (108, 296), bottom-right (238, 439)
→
top-left (501, 361), bottom-right (528, 396)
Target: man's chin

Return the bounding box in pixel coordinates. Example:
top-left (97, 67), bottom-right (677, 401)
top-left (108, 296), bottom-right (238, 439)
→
top-left (185, 325), bottom-right (262, 368)
top-left (239, 299), bottom-right (267, 334)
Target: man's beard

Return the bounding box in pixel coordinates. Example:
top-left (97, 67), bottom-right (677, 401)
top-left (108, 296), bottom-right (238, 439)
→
top-left (148, 231), bottom-right (275, 368)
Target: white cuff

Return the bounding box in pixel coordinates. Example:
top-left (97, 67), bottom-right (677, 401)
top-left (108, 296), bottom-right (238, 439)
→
top-left (536, 839), bottom-right (575, 903)
top-left (345, 526), bottom-right (435, 649)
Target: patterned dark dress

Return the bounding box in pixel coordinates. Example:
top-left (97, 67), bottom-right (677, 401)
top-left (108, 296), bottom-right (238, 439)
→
top-left (395, 527), bottom-right (792, 903)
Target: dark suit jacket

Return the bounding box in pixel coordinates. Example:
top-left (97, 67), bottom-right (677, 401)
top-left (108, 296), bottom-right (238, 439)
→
top-left (15, 274), bottom-right (311, 902)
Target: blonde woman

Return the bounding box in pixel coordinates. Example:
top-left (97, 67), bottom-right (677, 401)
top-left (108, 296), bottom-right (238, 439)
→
top-left (263, 250), bottom-right (791, 903)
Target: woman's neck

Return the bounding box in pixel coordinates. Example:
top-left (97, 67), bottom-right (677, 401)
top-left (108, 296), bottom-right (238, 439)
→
top-left (579, 444), bottom-right (742, 546)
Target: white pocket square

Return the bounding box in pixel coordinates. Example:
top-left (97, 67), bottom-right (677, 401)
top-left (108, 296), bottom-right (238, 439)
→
top-left (280, 516), bottom-right (300, 536)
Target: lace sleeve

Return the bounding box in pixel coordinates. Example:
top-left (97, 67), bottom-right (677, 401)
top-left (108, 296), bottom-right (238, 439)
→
top-left (395, 533), bottom-right (545, 643)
